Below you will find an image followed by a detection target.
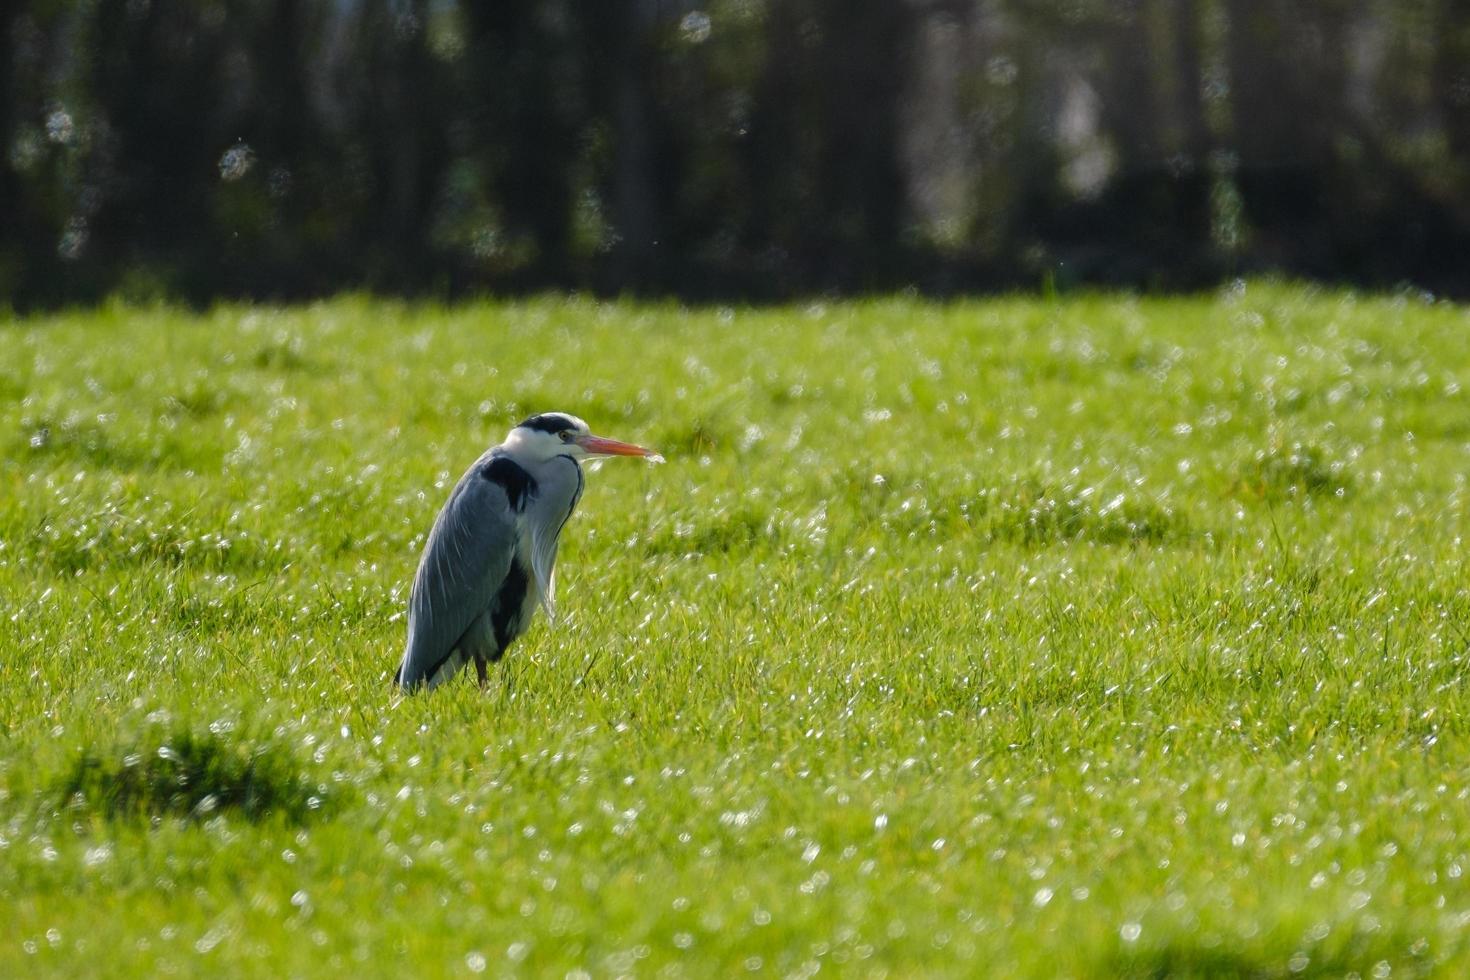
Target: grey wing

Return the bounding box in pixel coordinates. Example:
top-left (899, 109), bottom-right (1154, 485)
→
top-left (395, 462), bottom-right (519, 690)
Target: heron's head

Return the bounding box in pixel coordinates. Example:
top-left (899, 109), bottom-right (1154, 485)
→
top-left (505, 412), bottom-right (663, 464)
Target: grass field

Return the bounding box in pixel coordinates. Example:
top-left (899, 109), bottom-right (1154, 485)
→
top-left (3, 284), bottom-right (1470, 977)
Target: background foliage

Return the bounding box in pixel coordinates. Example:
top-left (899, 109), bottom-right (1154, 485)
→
top-left (4, 0), bottom-right (1470, 306)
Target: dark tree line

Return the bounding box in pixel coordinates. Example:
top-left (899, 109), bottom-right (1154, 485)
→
top-left (2, 0), bottom-right (1468, 308)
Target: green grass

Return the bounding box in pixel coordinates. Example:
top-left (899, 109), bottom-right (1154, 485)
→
top-left (3, 284), bottom-right (1470, 977)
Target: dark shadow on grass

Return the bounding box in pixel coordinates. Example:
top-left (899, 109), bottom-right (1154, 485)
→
top-left (21, 509), bottom-right (283, 576)
top-left (1235, 442), bottom-right (1350, 500)
top-left (641, 506), bottom-right (770, 557)
top-left (1110, 936), bottom-right (1427, 980)
top-left (251, 340), bottom-right (324, 373)
top-left (55, 727), bottom-right (336, 824)
top-left (16, 418), bottom-right (162, 472)
top-left (977, 481), bottom-right (1183, 545)
top-left (856, 474), bottom-right (1188, 546)
top-left (653, 415), bottom-right (739, 457)
top-left (1112, 944), bottom-right (1285, 979)
top-left (161, 383), bottom-right (234, 419)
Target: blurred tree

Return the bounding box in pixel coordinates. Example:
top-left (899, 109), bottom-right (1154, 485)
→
top-left (1, 0), bottom-right (1468, 307)
top-left (743, 0), bottom-right (917, 291)
top-left (0, 4), bottom-right (20, 300)
top-left (84, 1), bottom-right (237, 296)
top-left (458, 0), bottom-right (586, 284)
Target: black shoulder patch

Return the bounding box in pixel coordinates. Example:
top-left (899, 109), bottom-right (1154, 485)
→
top-left (480, 455), bottom-right (537, 511)
top-left (518, 413), bottom-right (579, 435)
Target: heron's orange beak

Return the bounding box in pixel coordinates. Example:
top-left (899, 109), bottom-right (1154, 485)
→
top-left (578, 434), bottom-right (663, 461)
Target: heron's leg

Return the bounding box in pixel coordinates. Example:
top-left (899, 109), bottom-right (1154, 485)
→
top-left (474, 653), bottom-right (489, 690)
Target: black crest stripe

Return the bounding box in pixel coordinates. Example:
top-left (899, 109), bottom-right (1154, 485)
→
top-left (518, 414), bottom-right (579, 435)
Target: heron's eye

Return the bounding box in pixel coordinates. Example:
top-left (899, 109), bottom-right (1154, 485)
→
top-left (558, 430), bottom-right (574, 443)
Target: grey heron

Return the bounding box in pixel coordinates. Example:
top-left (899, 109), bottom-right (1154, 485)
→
top-left (394, 412), bottom-right (662, 692)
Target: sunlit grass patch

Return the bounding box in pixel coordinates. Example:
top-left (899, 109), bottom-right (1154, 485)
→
top-left (3, 285), bottom-right (1470, 976)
